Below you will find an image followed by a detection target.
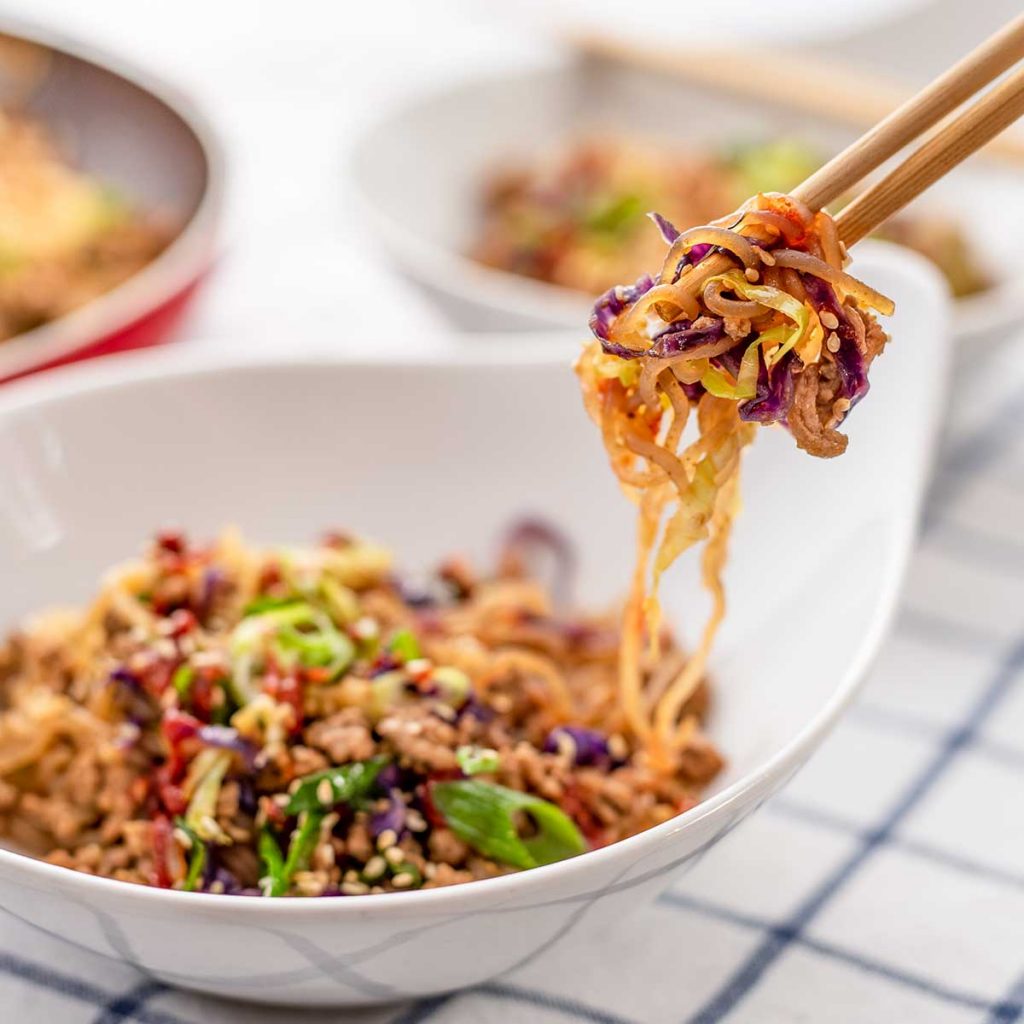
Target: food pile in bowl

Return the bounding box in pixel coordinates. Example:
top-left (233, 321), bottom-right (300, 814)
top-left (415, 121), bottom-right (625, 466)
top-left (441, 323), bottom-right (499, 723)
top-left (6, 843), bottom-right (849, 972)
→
top-left (0, 108), bottom-right (172, 342)
top-left (472, 137), bottom-right (988, 300)
top-left (0, 526), bottom-right (720, 897)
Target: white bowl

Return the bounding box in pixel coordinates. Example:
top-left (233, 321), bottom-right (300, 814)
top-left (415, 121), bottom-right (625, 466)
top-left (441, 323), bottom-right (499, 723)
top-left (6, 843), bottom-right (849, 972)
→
top-left (351, 59), bottom-right (1022, 344)
top-left (0, 246), bottom-right (948, 1006)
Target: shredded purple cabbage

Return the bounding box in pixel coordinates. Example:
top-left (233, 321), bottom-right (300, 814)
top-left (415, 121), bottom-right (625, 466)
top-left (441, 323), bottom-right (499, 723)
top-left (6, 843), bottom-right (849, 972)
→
top-left (196, 725), bottom-right (258, 766)
top-left (801, 275), bottom-right (869, 406)
top-left (648, 211), bottom-right (680, 244)
top-left (647, 319), bottom-right (726, 359)
top-left (739, 350), bottom-right (795, 424)
top-left (499, 518), bottom-right (576, 607)
top-left (589, 273), bottom-right (655, 343)
top-left (370, 791), bottom-right (406, 839)
top-left (198, 568), bottom-right (225, 621)
top-left (543, 726), bottom-right (611, 767)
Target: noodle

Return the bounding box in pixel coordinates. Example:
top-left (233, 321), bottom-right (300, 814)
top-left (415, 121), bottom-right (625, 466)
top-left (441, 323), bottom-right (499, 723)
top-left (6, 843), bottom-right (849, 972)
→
top-left (577, 191), bottom-right (894, 770)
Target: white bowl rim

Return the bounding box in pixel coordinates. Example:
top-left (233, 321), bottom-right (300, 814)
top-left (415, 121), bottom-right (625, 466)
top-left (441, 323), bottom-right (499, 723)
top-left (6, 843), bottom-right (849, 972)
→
top-left (0, 248), bottom-right (948, 917)
top-left (0, 15), bottom-right (227, 380)
top-left (349, 57), bottom-right (1021, 341)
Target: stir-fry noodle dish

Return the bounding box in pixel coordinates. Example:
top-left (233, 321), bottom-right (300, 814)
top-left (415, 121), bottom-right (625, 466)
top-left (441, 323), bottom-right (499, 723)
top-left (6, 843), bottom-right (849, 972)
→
top-left (0, 527), bottom-right (721, 895)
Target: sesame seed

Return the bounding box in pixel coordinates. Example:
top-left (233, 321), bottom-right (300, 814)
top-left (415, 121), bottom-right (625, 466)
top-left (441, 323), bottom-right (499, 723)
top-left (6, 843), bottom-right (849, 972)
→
top-left (826, 332), bottom-right (841, 353)
top-left (172, 827), bottom-right (192, 850)
top-left (341, 881), bottom-right (369, 896)
top-left (608, 734), bottom-right (629, 760)
top-left (363, 855), bottom-right (387, 881)
top-left (316, 779), bottom-right (334, 805)
top-left (820, 311), bottom-right (839, 330)
top-left (391, 872), bottom-right (415, 889)
top-left (208, 880), bottom-right (225, 894)
top-left (405, 721), bottom-right (423, 736)
top-left (744, 267), bottom-right (759, 282)
top-left (384, 846), bottom-right (405, 866)
top-left (405, 810), bottom-right (427, 833)
top-left (376, 828), bottom-right (398, 850)
top-left (834, 398), bottom-right (852, 413)
top-left (555, 732), bottom-right (576, 761)
top-left (273, 793), bottom-right (290, 808)
top-left (423, 863), bottom-right (437, 879)
top-left (757, 248), bottom-right (776, 266)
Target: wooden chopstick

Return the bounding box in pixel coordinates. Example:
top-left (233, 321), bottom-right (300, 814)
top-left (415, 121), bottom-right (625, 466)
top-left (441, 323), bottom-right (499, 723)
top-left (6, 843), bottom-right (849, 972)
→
top-left (791, 13), bottom-right (1024, 211)
top-left (573, 17), bottom-right (1024, 167)
top-left (835, 64), bottom-right (1024, 246)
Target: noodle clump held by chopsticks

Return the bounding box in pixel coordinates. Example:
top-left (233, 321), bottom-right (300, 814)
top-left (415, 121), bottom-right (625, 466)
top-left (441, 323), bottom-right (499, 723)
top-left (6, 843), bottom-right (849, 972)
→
top-left (576, 191), bottom-right (894, 770)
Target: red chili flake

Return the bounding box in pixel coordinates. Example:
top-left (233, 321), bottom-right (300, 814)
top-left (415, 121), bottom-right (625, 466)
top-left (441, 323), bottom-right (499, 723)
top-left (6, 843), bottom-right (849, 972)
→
top-left (263, 669), bottom-right (304, 734)
top-left (150, 815), bottom-right (175, 889)
top-left (161, 708), bottom-right (201, 778)
top-left (302, 666), bottom-right (332, 685)
top-left (260, 795), bottom-right (286, 829)
top-left (188, 670), bottom-right (217, 721)
top-left (559, 782), bottom-right (608, 849)
top-left (163, 608), bottom-right (197, 639)
top-left (156, 769), bottom-right (188, 817)
top-left (136, 657), bottom-right (177, 697)
top-left (421, 773), bottom-right (462, 830)
top-left (257, 563), bottom-right (282, 591)
top-left (155, 530), bottom-right (186, 556)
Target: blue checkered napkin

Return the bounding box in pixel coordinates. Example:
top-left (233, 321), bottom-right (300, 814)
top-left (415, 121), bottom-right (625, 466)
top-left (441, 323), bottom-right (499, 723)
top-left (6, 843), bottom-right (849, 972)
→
top-left (3, 339), bottom-right (1024, 1024)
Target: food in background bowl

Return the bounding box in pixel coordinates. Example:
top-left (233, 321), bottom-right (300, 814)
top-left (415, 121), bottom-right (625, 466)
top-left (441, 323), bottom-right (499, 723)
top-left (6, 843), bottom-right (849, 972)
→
top-left (0, 526), bottom-right (719, 896)
top-left (472, 137), bottom-right (988, 300)
top-left (0, 109), bottom-right (172, 342)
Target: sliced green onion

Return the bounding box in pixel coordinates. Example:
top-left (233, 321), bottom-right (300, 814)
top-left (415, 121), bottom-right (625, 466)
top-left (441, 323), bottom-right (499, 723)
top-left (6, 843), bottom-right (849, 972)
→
top-left (276, 622), bottom-right (354, 674)
top-left (282, 811), bottom-right (323, 881)
top-left (432, 666), bottom-right (471, 707)
top-left (242, 595), bottom-right (303, 617)
top-left (387, 628), bottom-right (421, 663)
top-left (172, 664), bottom-right (195, 698)
top-left (230, 602), bottom-right (355, 704)
top-left (259, 826), bottom-right (288, 897)
top-left (430, 780), bottom-right (587, 870)
top-left (184, 750), bottom-right (232, 842)
top-left (455, 745), bottom-right (500, 776)
top-left (286, 757), bottom-right (387, 816)
top-left (321, 577), bottom-right (360, 625)
top-left (175, 818), bottom-right (206, 892)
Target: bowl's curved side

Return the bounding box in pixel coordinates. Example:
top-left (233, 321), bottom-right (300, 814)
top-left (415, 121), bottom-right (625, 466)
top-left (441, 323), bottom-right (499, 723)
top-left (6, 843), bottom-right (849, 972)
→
top-left (0, 19), bottom-right (225, 382)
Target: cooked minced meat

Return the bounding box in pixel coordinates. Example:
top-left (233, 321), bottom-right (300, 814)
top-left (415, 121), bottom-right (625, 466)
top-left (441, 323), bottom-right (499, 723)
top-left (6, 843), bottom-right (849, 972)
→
top-left (0, 527), bottom-right (721, 896)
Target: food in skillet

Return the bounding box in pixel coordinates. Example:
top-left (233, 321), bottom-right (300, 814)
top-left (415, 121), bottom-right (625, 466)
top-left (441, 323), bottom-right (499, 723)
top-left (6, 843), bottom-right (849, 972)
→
top-left (0, 527), bottom-right (720, 895)
top-left (0, 109), bottom-right (171, 341)
top-left (576, 192), bottom-right (893, 768)
top-left (473, 138), bottom-right (988, 299)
